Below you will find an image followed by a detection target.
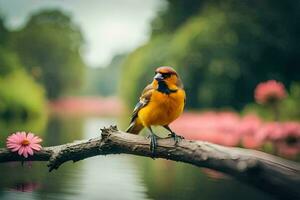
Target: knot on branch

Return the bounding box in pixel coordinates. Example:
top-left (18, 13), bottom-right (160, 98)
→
top-left (100, 125), bottom-right (119, 138)
top-left (47, 147), bottom-right (65, 172)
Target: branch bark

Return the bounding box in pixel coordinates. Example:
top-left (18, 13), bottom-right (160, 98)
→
top-left (0, 126), bottom-right (299, 200)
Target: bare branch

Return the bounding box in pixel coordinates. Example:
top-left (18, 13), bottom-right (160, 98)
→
top-left (0, 126), bottom-right (299, 199)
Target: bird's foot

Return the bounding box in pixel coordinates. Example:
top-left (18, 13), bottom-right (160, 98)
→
top-left (168, 132), bottom-right (184, 145)
top-left (147, 133), bottom-right (160, 155)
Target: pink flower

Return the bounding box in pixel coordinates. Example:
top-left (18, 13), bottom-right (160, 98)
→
top-left (254, 80), bottom-right (287, 104)
top-left (6, 132), bottom-right (42, 158)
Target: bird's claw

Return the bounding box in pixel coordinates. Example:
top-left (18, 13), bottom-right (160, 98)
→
top-left (168, 132), bottom-right (184, 145)
top-left (147, 134), bottom-right (159, 155)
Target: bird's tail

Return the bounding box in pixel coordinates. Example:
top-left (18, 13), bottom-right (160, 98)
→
top-left (126, 121), bottom-right (144, 135)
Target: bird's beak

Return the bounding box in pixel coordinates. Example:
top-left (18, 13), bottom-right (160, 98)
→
top-left (154, 73), bottom-right (164, 81)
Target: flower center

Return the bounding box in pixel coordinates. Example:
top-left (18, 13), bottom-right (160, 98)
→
top-left (21, 139), bottom-right (30, 146)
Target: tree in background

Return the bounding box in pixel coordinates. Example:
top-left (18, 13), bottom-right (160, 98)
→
top-left (81, 54), bottom-right (125, 96)
top-left (0, 16), bottom-right (8, 46)
top-left (151, 0), bottom-right (205, 36)
top-left (120, 0), bottom-right (300, 110)
top-left (10, 10), bottom-right (86, 99)
top-left (0, 17), bottom-right (46, 120)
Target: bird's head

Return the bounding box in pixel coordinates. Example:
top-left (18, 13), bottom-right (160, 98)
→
top-left (153, 66), bottom-right (183, 88)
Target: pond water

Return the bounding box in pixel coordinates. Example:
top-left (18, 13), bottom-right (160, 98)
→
top-left (0, 116), bottom-right (276, 200)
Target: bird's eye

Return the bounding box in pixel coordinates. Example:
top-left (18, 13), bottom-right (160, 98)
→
top-left (162, 73), bottom-right (171, 78)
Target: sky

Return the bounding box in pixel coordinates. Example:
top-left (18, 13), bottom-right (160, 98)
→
top-left (0, 0), bottom-right (164, 67)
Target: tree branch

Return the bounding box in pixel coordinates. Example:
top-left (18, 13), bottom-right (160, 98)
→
top-left (0, 126), bottom-right (299, 199)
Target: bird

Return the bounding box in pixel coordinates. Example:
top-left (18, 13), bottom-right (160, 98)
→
top-left (126, 66), bottom-right (186, 153)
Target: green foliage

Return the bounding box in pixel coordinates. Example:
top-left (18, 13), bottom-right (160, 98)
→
top-left (0, 16), bottom-right (8, 45)
top-left (281, 83), bottom-right (300, 120)
top-left (0, 16), bottom-right (47, 122)
top-left (0, 114), bottom-right (47, 141)
top-left (121, 0), bottom-right (300, 110)
top-left (10, 10), bottom-right (86, 99)
top-left (120, 36), bottom-right (172, 107)
top-left (151, 0), bottom-right (205, 35)
top-left (169, 7), bottom-right (240, 108)
top-left (0, 69), bottom-right (46, 120)
top-left (0, 48), bottom-right (20, 76)
top-left (0, 46), bottom-right (46, 121)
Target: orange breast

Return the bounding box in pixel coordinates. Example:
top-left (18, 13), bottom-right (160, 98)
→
top-left (138, 89), bottom-right (185, 127)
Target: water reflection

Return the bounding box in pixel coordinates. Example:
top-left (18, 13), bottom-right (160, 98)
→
top-left (135, 158), bottom-right (274, 200)
top-left (0, 116), bottom-right (148, 200)
top-left (0, 116), bottom-right (276, 200)
top-left (10, 182), bottom-right (41, 192)
top-left (44, 117), bottom-right (84, 146)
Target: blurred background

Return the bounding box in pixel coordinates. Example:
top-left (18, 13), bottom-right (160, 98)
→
top-left (0, 0), bottom-right (299, 200)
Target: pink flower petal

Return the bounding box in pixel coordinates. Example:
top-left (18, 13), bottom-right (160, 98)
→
top-left (7, 143), bottom-right (20, 149)
top-left (7, 135), bottom-right (17, 142)
top-left (27, 147), bottom-right (34, 156)
top-left (18, 146), bottom-right (25, 156)
top-left (27, 133), bottom-right (35, 140)
top-left (31, 136), bottom-right (42, 143)
top-left (30, 144), bottom-right (42, 151)
top-left (11, 145), bottom-right (22, 152)
top-left (16, 133), bottom-right (25, 143)
top-left (23, 149), bottom-right (28, 158)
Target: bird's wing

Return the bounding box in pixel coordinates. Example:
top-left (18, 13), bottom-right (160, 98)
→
top-left (129, 84), bottom-right (153, 123)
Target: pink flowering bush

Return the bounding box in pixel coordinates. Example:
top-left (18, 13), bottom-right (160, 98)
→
top-left (6, 132), bottom-right (42, 158)
top-left (171, 112), bottom-right (300, 157)
top-left (255, 122), bottom-right (300, 156)
top-left (254, 80), bottom-right (287, 105)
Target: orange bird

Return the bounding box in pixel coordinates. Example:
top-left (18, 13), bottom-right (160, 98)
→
top-left (126, 66), bottom-right (186, 153)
